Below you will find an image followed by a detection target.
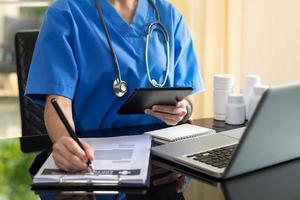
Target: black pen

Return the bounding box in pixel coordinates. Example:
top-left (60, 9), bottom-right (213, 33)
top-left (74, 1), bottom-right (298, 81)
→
top-left (51, 98), bottom-right (95, 172)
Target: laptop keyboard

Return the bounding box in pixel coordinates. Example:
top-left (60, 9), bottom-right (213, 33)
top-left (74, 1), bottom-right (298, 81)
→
top-left (186, 144), bottom-right (237, 169)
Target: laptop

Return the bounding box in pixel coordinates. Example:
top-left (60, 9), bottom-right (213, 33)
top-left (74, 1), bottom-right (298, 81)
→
top-left (151, 82), bottom-right (300, 178)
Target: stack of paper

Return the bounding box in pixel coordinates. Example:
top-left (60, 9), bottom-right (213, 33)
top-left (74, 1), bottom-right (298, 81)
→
top-left (33, 135), bottom-right (151, 187)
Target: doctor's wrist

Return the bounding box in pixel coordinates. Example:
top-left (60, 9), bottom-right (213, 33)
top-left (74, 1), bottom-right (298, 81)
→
top-left (179, 100), bottom-right (193, 124)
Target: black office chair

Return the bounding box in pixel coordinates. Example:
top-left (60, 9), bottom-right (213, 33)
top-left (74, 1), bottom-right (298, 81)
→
top-left (15, 30), bottom-right (52, 153)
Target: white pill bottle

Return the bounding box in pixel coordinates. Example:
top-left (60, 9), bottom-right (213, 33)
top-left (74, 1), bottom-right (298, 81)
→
top-left (225, 94), bottom-right (246, 125)
top-left (248, 85), bottom-right (269, 120)
top-left (213, 74), bottom-right (234, 121)
top-left (242, 75), bottom-right (261, 120)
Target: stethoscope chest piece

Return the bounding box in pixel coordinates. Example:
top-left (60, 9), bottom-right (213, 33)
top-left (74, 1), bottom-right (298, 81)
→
top-left (113, 79), bottom-right (128, 98)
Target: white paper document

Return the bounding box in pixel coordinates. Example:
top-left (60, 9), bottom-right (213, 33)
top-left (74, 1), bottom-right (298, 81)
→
top-left (33, 135), bottom-right (152, 186)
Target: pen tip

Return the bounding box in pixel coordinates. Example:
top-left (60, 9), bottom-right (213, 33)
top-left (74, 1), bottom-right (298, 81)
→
top-left (87, 160), bottom-right (95, 172)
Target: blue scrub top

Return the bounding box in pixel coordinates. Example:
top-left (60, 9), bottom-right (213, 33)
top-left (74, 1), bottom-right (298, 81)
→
top-left (25, 0), bottom-right (204, 133)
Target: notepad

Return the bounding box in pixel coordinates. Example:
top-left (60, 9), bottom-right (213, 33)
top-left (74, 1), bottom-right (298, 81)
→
top-left (144, 124), bottom-right (216, 144)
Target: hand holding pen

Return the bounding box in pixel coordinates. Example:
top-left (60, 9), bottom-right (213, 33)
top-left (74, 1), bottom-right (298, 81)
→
top-left (51, 98), bottom-right (95, 172)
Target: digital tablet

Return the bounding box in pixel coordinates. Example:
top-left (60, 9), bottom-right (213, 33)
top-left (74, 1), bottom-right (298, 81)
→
top-left (118, 87), bottom-right (193, 114)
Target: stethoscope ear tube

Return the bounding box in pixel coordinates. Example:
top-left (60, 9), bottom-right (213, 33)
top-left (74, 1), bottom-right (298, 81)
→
top-left (146, 21), bottom-right (169, 42)
top-left (145, 21), bottom-right (170, 88)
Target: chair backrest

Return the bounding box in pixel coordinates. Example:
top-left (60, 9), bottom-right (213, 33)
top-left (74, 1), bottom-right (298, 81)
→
top-left (15, 30), bottom-right (52, 153)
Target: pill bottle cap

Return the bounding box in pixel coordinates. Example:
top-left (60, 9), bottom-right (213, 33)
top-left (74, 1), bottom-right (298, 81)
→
top-left (244, 75), bottom-right (261, 86)
top-left (228, 94), bottom-right (244, 104)
top-left (213, 74), bottom-right (234, 90)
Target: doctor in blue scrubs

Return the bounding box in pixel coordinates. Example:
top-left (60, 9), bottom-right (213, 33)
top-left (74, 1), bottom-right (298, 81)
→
top-left (25, 0), bottom-right (204, 172)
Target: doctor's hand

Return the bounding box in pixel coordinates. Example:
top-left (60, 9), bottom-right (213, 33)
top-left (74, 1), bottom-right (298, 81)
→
top-left (52, 136), bottom-right (94, 172)
top-left (145, 99), bottom-right (190, 126)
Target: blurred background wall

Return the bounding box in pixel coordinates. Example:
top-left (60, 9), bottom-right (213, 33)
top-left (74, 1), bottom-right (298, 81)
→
top-left (170, 0), bottom-right (300, 119)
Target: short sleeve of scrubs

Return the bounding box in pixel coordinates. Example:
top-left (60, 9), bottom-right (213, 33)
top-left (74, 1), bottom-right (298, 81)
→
top-left (25, 6), bottom-right (78, 106)
top-left (173, 16), bottom-right (204, 94)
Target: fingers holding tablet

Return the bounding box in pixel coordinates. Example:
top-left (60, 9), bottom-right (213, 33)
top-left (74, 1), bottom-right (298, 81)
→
top-left (145, 99), bottom-right (189, 125)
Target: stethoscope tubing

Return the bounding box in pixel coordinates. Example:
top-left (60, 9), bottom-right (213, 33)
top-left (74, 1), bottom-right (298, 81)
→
top-left (95, 0), bottom-right (123, 82)
top-left (95, 0), bottom-right (170, 96)
top-left (145, 21), bottom-right (170, 88)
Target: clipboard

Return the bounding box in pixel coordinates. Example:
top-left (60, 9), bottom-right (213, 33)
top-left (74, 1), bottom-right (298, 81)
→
top-left (118, 87), bottom-right (193, 114)
top-left (31, 166), bottom-right (151, 189)
top-left (31, 165), bottom-right (152, 195)
top-left (31, 135), bottom-right (152, 190)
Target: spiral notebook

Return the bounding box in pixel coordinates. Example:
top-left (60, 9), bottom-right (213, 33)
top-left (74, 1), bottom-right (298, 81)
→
top-left (144, 124), bottom-right (216, 144)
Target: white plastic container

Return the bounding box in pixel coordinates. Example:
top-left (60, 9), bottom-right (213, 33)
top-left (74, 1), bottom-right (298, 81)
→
top-left (213, 74), bottom-right (234, 121)
top-left (225, 94), bottom-right (246, 125)
top-left (248, 85), bottom-right (269, 120)
top-left (242, 75), bottom-right (261, 120)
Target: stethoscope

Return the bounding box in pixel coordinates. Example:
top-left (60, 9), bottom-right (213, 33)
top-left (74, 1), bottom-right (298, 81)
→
top-left (95, 0), bottom-right (170, 97)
